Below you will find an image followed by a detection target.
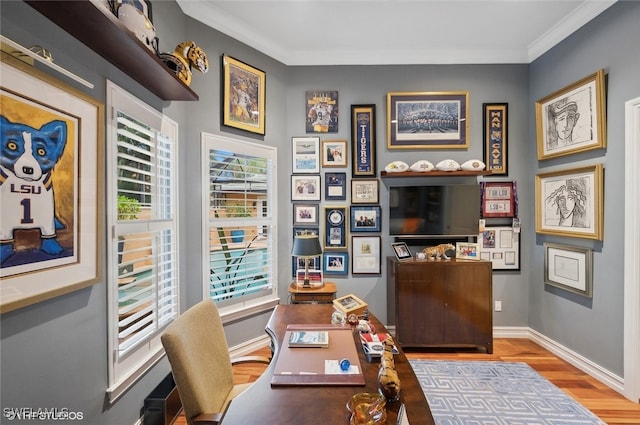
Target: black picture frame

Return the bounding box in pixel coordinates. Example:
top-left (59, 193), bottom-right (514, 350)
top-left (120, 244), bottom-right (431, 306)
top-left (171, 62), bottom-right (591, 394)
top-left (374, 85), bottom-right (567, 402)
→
top-left (483, 103), bottom-right (508, 175)
top-left (324, 206), bottom-right (348, 249)
top-left (324, 172), bottom-right (347, 201)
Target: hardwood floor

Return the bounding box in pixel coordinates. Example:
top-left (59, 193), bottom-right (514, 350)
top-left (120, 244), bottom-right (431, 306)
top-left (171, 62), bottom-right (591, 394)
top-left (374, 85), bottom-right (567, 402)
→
top-left (173, 338), bottom-right (640, 425)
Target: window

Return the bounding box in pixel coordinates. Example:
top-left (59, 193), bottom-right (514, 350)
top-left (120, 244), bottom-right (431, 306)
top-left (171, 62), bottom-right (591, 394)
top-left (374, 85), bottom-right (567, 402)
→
top-left (202, 132), bottom-right (278, 320)
top-left (106, 82), bottom-right (179, 401)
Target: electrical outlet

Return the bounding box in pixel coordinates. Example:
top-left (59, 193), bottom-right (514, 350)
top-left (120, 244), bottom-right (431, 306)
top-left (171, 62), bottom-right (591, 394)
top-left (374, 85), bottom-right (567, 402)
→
top-left (495, 300), bottom-right (502, 312)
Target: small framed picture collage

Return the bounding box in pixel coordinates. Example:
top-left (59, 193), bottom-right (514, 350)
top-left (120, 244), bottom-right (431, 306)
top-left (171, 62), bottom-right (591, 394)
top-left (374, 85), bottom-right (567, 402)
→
top-left (291, 96), bottom-right (381, 279)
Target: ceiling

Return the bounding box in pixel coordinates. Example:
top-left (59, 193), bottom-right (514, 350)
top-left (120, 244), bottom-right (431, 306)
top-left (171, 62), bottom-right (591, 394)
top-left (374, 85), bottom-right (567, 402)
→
top-left (176, 0), bottom-right (617, 66)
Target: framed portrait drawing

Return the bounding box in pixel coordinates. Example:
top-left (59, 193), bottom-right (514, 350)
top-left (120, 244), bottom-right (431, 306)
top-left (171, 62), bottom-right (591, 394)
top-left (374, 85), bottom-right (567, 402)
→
top-left (387, 91), bottom-right (469, 149)
top-left (483, 103), bottom-right (508, 175)
top-left (0, 52), bottom-right (103, 313)
top-left (481, 181), bottom-right (516, 218)
top-left (351, 104), bottom-right (376, 177)
top-left (324, 207), bottom-right (348, 249)
top-left (323, 252), bottom-right (348, 275)
top-left (544, 243), bottom-right (593, 298)
top-left (479, 226), bottom-right (520, 270)
top-left (291, 175), bottom-right (321, 201)
top-left (391, 242), bottom-right (412, 261)
top-left (351, 179), bottom-right (379, 204)
top-left (535, 164), bottom-right (603, 240)
top-left (351, 236), bottom-right (381, 275)
top-left (222, 54), bottom-right (266, 135)
top-left (535, 69), bottom-right (606, 160)
top-left (292, 204), bottom-right (319, 226)
top-left (321, 139), bottom-right (348, 168)
top-left (350, 206), bottom-right (381, 232)
top-left (292, 136), bottom-right (320, 173)
top-left (306, 91), bottom-right (338, 133)
top-left (324, 172), bottom-right (346, 201)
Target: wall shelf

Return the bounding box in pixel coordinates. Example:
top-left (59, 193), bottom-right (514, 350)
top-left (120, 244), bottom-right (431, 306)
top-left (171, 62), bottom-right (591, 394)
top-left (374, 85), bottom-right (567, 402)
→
top-left (380, 170), bottom-right (491, 178)
top-left (25, 0), bottom-right (199, 101)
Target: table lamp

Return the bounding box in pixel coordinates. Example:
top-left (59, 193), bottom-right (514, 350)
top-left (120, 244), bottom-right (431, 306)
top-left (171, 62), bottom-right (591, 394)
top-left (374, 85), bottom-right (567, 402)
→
top-left (292, 234), bottom-right (323, 288)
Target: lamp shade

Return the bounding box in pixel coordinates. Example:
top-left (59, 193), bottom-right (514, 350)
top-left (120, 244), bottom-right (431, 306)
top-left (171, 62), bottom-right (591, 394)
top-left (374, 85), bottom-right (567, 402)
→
top-left (292, 234), bottom-right (323, 257)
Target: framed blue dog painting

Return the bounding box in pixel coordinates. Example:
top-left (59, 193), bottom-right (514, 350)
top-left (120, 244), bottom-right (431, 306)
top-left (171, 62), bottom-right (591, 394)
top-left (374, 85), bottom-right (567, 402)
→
top-left (0, 52), bottom-right (103, 313)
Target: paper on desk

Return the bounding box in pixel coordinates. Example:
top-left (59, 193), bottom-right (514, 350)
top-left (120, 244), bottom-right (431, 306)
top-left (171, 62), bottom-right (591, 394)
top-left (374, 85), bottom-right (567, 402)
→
top-left (324, 360), bottom-right (360, 374)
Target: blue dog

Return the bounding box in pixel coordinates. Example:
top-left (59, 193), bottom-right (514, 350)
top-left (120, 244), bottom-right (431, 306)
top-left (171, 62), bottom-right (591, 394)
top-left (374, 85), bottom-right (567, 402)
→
top-left (0, 116), bottom-right (68, 264)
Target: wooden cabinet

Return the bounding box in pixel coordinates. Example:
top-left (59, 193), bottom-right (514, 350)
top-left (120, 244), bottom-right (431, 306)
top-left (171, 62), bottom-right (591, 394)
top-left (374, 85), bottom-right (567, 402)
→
top-left (387, 257), bottom-right (493, 353)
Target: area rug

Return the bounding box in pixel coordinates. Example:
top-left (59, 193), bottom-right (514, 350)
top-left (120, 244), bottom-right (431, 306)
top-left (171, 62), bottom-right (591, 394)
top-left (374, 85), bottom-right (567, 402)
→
top-left (409, 360), bottom-right (605, 425)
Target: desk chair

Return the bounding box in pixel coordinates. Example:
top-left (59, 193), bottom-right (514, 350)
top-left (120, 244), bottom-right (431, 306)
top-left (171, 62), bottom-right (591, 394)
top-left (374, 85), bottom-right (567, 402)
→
top-left (161, 299), bottom-right (270, 425)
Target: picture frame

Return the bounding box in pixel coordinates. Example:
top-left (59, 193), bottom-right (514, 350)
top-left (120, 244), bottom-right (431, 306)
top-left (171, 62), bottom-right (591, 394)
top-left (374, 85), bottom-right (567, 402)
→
top-left (0, 52), bottom-right (104, 313)
top-left (535, 164), bottom-right (603, 240)
top-left (306, 91), bottom-right (338, 133)
top-left (292, 255), bottom-right (321, 278)
top-left (351, 178), bottom-right (379, 204)
top-left (386, 91), bottom-right (469, 149)
top-left (544, 242), bottom-right (593, 298)
top-left (293, 204), bottom-right (319, 226)
top-left (456, 242), bottom-right (479, 260)
top-left (481, 181), bottom-right (517, 218)
top-left (351, 104), bottom-right (376, 177)
top-left (479, 226), bottom-right (520, 270)
top-left (351, 236), bottom-right (381, 274)
top-left (350, 206), bottom-right (381, 233)
top-left (323, 252), bottom-right (348, 275)
top-left (483, 103), bottom-right (508, 175)
top-left (296, 269), bottom-right (323, 286)
top-left (391, 242), bottom-right (412, 261)
top-left (535, 69), bottom-right (606, 160)
top-left (321, 139), bottom-right (348, 168)
top-left (292, 136), bottom-right (320, 173)
top-left (333, 293), bottom-right (368, 316)
top-left (291, 175), bottom-right (321, 201)
top-left (222, 54), bottom-right (266, 135)
top-left (324, 207), bottom-right (348, 249)
top-left (324, 172), bottom-right (347, 201)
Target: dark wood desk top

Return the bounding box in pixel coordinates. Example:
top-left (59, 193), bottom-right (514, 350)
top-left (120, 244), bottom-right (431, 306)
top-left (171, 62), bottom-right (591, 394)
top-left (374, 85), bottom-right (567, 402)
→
top-left (221, 304), bottom-right (435, 425)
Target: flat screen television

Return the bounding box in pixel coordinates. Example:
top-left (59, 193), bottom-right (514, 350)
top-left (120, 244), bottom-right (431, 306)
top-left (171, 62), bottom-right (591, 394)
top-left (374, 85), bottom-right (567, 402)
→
top-left (389, 184), bottom-right (481, 238)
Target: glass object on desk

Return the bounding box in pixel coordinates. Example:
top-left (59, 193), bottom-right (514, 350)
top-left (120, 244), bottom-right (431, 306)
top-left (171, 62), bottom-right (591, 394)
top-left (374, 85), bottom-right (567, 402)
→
top-left (346, 392), bottom-right (387, 425)
top-left (331, 310), bottom-right (346, 324)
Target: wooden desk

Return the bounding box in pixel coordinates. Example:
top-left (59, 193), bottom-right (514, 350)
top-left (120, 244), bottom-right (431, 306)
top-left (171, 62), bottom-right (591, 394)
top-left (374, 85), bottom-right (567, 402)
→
top-left (220, 304), bottom-right (435, 425)
top-left (288, 282), bottom-right (337, 304)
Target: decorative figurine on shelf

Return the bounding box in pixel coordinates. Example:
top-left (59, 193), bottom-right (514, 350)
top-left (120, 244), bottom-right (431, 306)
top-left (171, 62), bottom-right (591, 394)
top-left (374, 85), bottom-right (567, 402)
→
top-left (159, 41), bottom-right (209, 86)
top-left (115, 2), bottom-right (159, 54)
top-left (422, 243), bottom-right (455, 260)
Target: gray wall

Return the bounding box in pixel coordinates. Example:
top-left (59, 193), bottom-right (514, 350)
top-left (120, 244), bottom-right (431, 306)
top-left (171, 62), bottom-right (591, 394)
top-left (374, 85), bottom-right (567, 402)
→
top-left (0, 1), bottom-right (636, 424)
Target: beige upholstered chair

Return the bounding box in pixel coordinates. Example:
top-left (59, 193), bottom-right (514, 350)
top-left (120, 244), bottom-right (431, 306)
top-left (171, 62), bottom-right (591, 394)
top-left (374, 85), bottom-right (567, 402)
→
top-left (161, 299), bottom-right (270, 425)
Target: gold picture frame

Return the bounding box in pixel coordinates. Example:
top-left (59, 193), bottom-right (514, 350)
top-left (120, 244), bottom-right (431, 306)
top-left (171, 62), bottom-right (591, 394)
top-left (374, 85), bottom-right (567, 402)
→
top-left (222, 54), bottom-right (266, 135)
top-left (535, 69), bottom-right (606, 160)
top-left (535, 164), bottom-right (604, 240)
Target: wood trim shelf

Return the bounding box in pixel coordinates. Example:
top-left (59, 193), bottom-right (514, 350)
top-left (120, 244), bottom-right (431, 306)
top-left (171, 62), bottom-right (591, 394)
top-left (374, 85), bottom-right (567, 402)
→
top-left (25, 1), bottom-right (199, 101)
top-left (380, 170), bottom-right (491, 178)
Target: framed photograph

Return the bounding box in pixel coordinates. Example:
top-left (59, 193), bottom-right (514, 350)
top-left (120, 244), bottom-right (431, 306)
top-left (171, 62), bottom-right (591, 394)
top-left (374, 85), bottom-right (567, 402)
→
top-left (324, 172), bottom-right (347, 201)
top-left (306, 91), bottom-right (338, 133)
top-left (350, 206), bottom-right (381, 232)
top-left (296, 269), bottom-right (323, 286)
top-left (386, 91), bottom-right (469, 149)
top-left (333, 293), bottom-right (368, 316)
top-left (351, 104), bottom-right (376, 177)
top-left (0, 52), bottom-right (104, 313)
top-left (292, 255), bottom-right (321, 278)
top-left (391, 242), bottom-right (412, 261)
top-left (535, 69), bottom-right (606, 160)
top-left (323, 252), bottom-right (348, 275)
top-left (293, 204), bottom-right (319, 226)
top-left (483, 103), bottom-right (508, 175)
top-left (535, 164), bottom-right (603, 240)
top-left (544, 243), bottom-right (593, 298)
top-left (324, 207), bottom-right (348, 249)
top-left (351, 179), bottom-right (379, 204)
top-left (321, 139), bottom-right (348, 167)
top-left (456, 242), bottom-right (479, 260)
top-left (222, 54), bottom-right (266, 135)
top-left (351, 236), bottom-right (381, 275)
top-left (482, 181), bottom-right (517, 218)
top-left (291, 175), bottom-right (321, 201)
top-left (479, 226), bottom-right (520, 270)
top-left (293, 227), bottom-right (319, 238)
top-left (292, 136), bottom-right (320, 173)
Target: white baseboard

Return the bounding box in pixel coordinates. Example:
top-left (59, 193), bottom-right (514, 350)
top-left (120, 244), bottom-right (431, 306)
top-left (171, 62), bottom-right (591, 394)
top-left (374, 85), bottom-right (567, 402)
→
top-left (229, 334), bottom-right (272, 357)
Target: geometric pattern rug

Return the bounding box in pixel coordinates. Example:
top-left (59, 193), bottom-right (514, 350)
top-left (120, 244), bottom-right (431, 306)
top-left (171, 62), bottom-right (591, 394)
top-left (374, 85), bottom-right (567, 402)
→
top-left (409, 360), bottom-right (606, 425)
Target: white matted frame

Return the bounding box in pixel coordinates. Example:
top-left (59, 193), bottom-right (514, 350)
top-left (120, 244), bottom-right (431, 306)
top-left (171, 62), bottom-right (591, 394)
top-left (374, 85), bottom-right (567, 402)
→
top-left (479, 226), bottom-right (520, 270)
top-left (456, 242), bottom-right (479, 260)
top-left (351, 236), bottom-right (381, 274)
top-left (0, 53), bottom-right (103, 313)
top-left (544, 242), bottom-right (593, 298)
top-left (292, 136), bottom-right (320, 173)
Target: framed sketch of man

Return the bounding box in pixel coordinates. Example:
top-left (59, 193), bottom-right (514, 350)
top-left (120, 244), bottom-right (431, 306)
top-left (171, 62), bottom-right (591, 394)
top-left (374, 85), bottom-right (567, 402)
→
top-left (535, 69), bottom-right (606, 160)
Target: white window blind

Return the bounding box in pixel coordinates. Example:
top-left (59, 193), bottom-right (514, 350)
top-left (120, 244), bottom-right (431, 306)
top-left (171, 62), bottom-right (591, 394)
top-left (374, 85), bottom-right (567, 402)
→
top-left (202, 133), bottom-right (278, 315)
